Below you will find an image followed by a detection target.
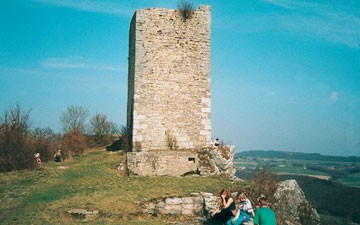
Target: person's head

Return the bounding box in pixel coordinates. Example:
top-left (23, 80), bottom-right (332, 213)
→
top-left (239, 192), bottom-right (247, 201)
top-left (219, 189), bottom-right (229, 198)
top-left (34, 153), bottom-right (40, 158)
top-left (257, 195), bottom-right (269, 206)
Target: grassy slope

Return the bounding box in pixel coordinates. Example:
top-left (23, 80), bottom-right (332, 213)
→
top-left (337, 173), bottom-right (360, 188)
top-left (0, 149), bottom-right (243, 225)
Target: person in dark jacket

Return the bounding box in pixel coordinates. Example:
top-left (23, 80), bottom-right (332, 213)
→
top-left (210, 189), bottom-right (236, 224)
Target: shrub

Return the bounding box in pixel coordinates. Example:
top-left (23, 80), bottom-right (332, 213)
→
top-left (0, 105), bottom-right (34, 172)
top-left (30, 127), bottom-right (59, 162)
top-left (249, 167), bottom-right (278, 204)
top-left (61, 129), bottom-right (87, 156)
top-left (177, 0), bottom-right (195, 20)
top-left (120, 126), bottom-right (130, 152)
top-left (166, 130), bottom-right (178, 150)
top-left (106, 138), bottom-right (122, 151)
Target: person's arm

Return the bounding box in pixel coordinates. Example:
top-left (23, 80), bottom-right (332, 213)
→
top-left (246, 199), bottom-right (255, 217)
top-left (211, 205), bottom-right (223, 217)
top-left (222, 196), bottom-right (233, 209)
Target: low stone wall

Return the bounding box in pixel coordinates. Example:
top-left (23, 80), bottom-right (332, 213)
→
top-left (142, 192), bottom-right (255, 224)
top-left (142, 192), bottom-right (218, 217)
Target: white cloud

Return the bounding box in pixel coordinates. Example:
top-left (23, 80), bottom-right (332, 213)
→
top-left (33, 0), bottom-right (132, 16)
top-left (41, 56), bottom-right (126, 72)
top-left (330, 91), bottom-right (339, 102)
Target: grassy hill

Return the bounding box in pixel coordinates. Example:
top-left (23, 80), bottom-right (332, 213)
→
top-left (0, 149), bottom-right (242, 224)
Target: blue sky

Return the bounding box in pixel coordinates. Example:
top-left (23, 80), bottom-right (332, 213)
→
top-left (1, 0), bottom-right (359, 156)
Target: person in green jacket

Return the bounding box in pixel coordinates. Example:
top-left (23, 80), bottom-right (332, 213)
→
top-left (253, 195), bottom-right (276, 225)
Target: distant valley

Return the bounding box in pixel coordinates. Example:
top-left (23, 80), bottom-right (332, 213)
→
top-left (234, 150), bottom-right (360, 224)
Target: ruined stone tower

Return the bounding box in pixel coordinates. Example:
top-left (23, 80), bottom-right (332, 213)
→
top-left (127, 5), bottom-right (211, 152)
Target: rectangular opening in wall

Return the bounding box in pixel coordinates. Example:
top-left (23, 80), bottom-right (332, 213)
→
top-left (188, 157), bottom-right (196, 163)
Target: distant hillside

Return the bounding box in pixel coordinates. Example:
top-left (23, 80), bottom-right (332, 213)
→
top-left (236, 150), bottom-right (360, 163)
top-left (278, 174), bottom-right (360, 223)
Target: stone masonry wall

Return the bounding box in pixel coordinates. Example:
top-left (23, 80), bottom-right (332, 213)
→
top-left (126, 146), bottom-right (236, 177)
top-left (127, 150), bottom-right (198, 176)
top-left (127, 6), bottom-right (212, 151)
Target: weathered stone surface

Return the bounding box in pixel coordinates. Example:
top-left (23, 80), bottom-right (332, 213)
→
top-left (165, 197), bottom-right (183, 205)
top-left (198, 146), bottom-right (236, 177)
top-left (274, 179), bottom-right (320, 225)
top-left (66, 209), bottom-right (99, 219)
top-left (127, 6), bottom-right (212, 151)
top-left (126, 146), bottom-right (236, 177)
top-left (141, 192), bottom-right (217, 218)
top-left (127, 150), bottom-right (197, 176)
top-left (156, 201), bottom-right (165, 208)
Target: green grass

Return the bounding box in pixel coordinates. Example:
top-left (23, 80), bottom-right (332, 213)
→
top-left (337, 173), bottom-right (360, 188)
top-left (0, 149), bottom-right (245, 224)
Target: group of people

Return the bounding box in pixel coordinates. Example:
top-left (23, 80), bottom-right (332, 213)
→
top-left (210, 189), bottom-right (276, 225)
top-left (34, 149), bottom-right (63, 166)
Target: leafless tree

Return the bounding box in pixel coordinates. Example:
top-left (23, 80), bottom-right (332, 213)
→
top-left (60, 105), bottom-right (88, 134)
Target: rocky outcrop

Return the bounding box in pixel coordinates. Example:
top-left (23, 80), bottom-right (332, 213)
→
top-left (198, 145), bottom-right (236, 177)
top-left (274, 179), bottom-right (320, 225)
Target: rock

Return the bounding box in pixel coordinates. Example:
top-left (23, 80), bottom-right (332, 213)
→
top-left (198, 145), bottom-right (236, 177)
top-left (165, 197), bottom-right (182, 205)
top-left (66, 209), bottom-right (99, 219)
top-left (274, 179), bottom-right (320, 225)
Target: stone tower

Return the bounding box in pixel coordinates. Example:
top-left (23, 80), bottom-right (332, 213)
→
top-left (127, 5), bottom-right (211, 152)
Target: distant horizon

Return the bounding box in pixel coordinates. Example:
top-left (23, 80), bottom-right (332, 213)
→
top-left (236, 149), bottom-right (360, 158)
top-left (1, 0), bottom-right (359, 157)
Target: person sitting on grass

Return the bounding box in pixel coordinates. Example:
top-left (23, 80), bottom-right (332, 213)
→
top-left (230, 192), bottom-right (255, 225)
top-left (53, 149), bottom-right (62, 162)
top-left (253, 195), bottom-right (276, 225)
top-left (211, 189), bottom-right (236, 225)
top-left (34, 153), bottom-right (42, 166)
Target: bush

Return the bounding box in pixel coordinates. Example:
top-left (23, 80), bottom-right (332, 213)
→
top-left (61, 130), bottom-right (87, 156)
top-left (177, 0), bottom-right (195, 20)
top-left (0, 105), bottom-right (34, 172)
top-left (250, 167), bottom-right (278, 202)
top-left (31, 127), bottom-right (60, 162)
top-left (106, 138), bottom-right (122, 151)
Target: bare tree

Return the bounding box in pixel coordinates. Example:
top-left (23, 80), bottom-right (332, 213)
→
top-left (0, 104), bottom-right (33, 172)
top-left (108, 121), bottom-right (120, 135)
top-left (90, 113), bottom-right (110, 146)
top-left (60, 105), bottom-right (89, 134)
